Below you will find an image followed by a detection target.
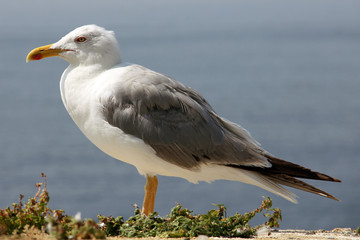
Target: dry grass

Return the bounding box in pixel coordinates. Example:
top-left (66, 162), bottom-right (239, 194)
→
top-left (0, 227), bottom-right (50, 240)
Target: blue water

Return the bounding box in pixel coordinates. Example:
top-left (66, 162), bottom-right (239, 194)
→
top-left (0, 0), bottom-right (359, 230)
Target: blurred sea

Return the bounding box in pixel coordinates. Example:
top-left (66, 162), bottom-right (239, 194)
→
top-left (0, 0), bottom-right (359, 229)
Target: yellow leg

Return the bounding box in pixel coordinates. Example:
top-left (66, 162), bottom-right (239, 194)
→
top-left (142, 175), bottom-right (158, 216)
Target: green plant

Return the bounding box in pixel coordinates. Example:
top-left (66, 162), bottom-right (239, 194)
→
top-left (98, 197), bottom-right (282, 238)
top-left (0, 173), bottom-right (52, 235)
top-left (0, 173), bottom-right (105, 239)
top-left (1, 173), bottom-right (282, 239)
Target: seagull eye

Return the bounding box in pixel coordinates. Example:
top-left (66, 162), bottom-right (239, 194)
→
top-left (75, 37), bottom-right (87, 43)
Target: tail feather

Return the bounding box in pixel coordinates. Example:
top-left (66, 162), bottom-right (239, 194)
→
top-left (264, 154), bottom-right (341, 182)
top-left (263, 173), bottom-right (340, 201)
top-left (227, 155), bottom-right (341, 202)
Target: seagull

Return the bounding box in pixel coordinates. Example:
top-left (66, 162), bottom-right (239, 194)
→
top-left (26, 25), bottom-right (341, 215)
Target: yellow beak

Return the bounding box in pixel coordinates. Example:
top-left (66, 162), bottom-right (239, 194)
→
top-left (26, 44), bottom-right (71, 62)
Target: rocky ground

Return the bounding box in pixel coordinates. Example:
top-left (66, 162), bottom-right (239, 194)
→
top-left (106, 228), bottom-right (359, 240)
top-left (253, 228), bottom-right (359, 240)
top-left (1, 227), bottom-right (358, 239)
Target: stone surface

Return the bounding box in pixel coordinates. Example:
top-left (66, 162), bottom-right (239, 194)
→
top-left (105, 228), bottom-right (360, 240)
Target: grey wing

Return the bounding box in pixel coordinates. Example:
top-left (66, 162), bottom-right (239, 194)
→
top-left (102, 66), bottom-right (270, 169)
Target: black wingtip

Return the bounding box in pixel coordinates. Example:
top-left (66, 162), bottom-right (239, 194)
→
top-left (332, 178), bottom-right (342, 183)
top-left (319, 191), bottom-right (341, 202)
top-left (264, 154), bottom-right (342, 183)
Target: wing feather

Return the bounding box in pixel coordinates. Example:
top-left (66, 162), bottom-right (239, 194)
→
top-left (101, 65), bottom-right (270, 169)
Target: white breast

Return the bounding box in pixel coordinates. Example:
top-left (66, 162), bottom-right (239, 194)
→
top-left (59, 64), bottom-right (189, 177)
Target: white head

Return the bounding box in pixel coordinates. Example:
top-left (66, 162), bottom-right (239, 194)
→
top-left (27, 25), bottom-right (122, 68)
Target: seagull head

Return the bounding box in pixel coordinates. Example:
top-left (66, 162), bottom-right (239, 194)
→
top-left (26, 25), bottom-right (121, 68)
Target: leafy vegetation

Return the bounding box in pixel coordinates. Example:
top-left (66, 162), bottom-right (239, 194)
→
top-left (98, 199), bottom-right (281, 238)
top-left (0, 173), bottom-right (282, 239)
top-left (0, 173), bottom-right (104, 239)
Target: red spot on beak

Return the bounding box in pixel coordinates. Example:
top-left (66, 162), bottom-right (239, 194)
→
top-left (32, 53), bottom-right (43, 60)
